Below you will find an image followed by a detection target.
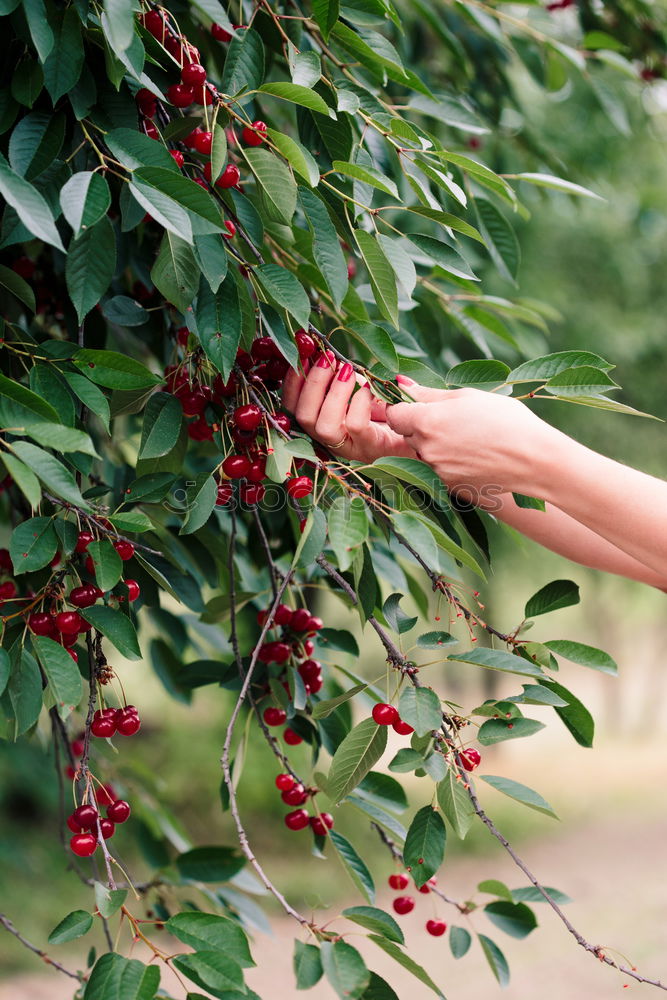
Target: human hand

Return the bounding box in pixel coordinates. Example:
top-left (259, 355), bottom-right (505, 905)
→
top-left (281, 352), bottom-right (417, 463)
top-left (386, 375), bottom-right (558, 500)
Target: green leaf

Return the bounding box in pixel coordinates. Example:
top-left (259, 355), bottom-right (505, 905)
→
top-left (524, 579), bottom-right (580, 618)
top-left (511, 885), bottom-right (572, 905)
top-left (368, 937), bottom-right (445, 998)
top-left (73, 350), bottom-right (160, 390)
top-left (298, 187), bottom-right (348, 308)
top-left (11, 442), bottom-right (91, 509)
top-left (66, 216), bottom-right (117, 322)
top-left (33, 636), bottom-right (83, 719)
top-left (484, 901), bottom-right (537, 939)
top-left (22, 0), bottom-right (54, 61)
top-left (269, 129), bottom-right (319, 187)
top-left (108, 511), bottom-right (153, 534)
top-left (360, 973), bottom-right (399, 1000)
top-left (312, 683), bottom-right (367, 719)
top-left (209, 118), bottom-right (227, 184)
top-left (221, 27), bottom-right (265, 94)
top-left (436, 769), bottom-right (475, 839)
top-left (151, 232), bottom-right (199, 314)
top-left (512, 492), bottom-right (546, 511)
top-left (7, 649), bottom-right (43, 736)
top-left (382, 593), bottom-right (416, 635)
top-left (8, 111), bottom-right (64, 181)
top-left (94, 882), bottom-right (128, 919)
top-left (80, 605), bottom-right (141, 660)
top-left (244, 148), bottom-right (297, 225)
top-left (478, 717), bottom-right (545, 745)
top-left (259, 82), bottom-right (331, 115)
top-left (20, 422), bottom-right (97, 458)
top-left (83, 953), bottom-right (160, 1000)
top-left (478, 879), bottom-right (514, 902)
top-left (0, 649), bottom-right (9, 698)
top-left (2, 453), bottom-right (41, 508)
top-left (133, 166), bottom-right (224, 230)
top-left (474, 197), bottom-right (520, 284)
top-left (180, 475), bottom-right (217, 536)
top-left (407, 234), bottom-right (478, 281)
top-left (480, 775), bottom-right (558, 819)
top-left (333, 160), bottom-right (399, 198)
top-left (312, 0), bottom-right (339, 39)
top-left (416, 631), bottom-right (458, 649)
top-left (64, 374), bottom-right (111, 433)
top-left (196, 273), bottom-right (242, 382)
top-left (138, 393), bottom-right (183, 460)
top-left (388, 748), bottom-right (425, 774)
top-left (347, 322), bottom-right (398, 370)
top-left (539, 679), bottom-right (594, 747)
top-left (0, 155), bottom-right (63, 250)
top-left (327, 495), bottom-right (368, 572)
top-left (103, 0), bottom-right (136, 53)
top-left (446, 359), bottom-right (510, 388)
top-left (329, 829), bottom-right (375, 903)
top-left (255, 263), bottom-right (310, 328)
top-left (403, 806), bottom-right (446, 887)
top-left (86, 539), bottom-right (123, 592)
top-left (48, 910), bottom-right (93, 945)
top-left (544, 365), bottom-right (619, 398)
top-left (449, 926), bottom-right (471, 959)
top-left (0, 373), bottom-right (59, 421)
top-left (328, 717), bottom-right (388, 804)
top-left (60, 172), bottom-right (111, 237)
top-left (406, 205), bottom-right (484, 244)
top-left (171, 952), bottom-right (245, 998)
top-left (127, 181), bottom-right (191, 243)
top-left (176, 846), bottom-right (245, 882)
top-left (543, 640), bottom-right (617, 676)
top-left (293, 940), bottom-right (323, 989)
top-left (43, 9), bottom-right (84, 104)
top-left (343, 906), bottom-right (404, 944)
top-left (507, 351), bottom-right (613, 383)
top-left (447, 647), bottom-right (545, 679)
top-left (514, 172), bottom-right (603, 200)
top-left (398, 687), bottom-right (442, 737)
top-left (106, 128), bottom-right (180, 172)
top-left (356, 771), bottom-right (408, 813)
top-left (193, 234), bottom-right (228, 293)
top-left (478, 934), bottom-right (510, 988)
top-left (355, 230), bottom-right (398, 328)
top-left (0, 263), bottom-right (35, 312)
top-left (165, 913), bottom-right (254, 968)
top-left (320, 940), bottom-right (370, 1000)
top-left (366, 457), bottom-right (446, 501)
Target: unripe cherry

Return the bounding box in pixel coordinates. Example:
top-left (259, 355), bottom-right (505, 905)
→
top-left (426, 919), bottom-right (447, 937)
top-left (284, 727), bottom-right (302, 746)
top-left (107, 799), bottom-right (131, 823)
top-left (372, 703), bottom-right (399, 726)
top-left (70, 833), bottom-right (97, 857)
top-left (388, 873), bottom-right (410, 890)
top-left (242, 120), bottom-right (267, 147)
top-left (393, 896), bottom-right (415, 915)
top-left (181, 62), bottom-right (206, 86)
top-left (263, 706), bottom-right (287, 727)
top-left (284, 809), bottom-right (310, 831)
top-left (286, 476), bottom-right (313, 499)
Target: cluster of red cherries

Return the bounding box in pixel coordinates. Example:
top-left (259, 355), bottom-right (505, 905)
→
top-left (25, 530), bottom-right (139, 662)
top-left (163, 331), bottom-right (320, 506)
top-left (388, 872), bottom-right (448, 936)
top-left (275, 773), bottom-right (334, 836)
top-left (67, 796), bottom-right (132, 857)
top-left (371, 701), bottom-right (414, 736)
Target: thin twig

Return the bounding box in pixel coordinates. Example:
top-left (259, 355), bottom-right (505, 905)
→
top-left (0, 914), bottom-right (82, 981)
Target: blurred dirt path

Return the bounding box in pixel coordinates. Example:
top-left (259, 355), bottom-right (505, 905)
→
top-left (3, 804), bottom-right (666, 1000)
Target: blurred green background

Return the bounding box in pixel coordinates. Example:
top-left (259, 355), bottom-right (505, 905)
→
top-left (3, 64), bottom-right (667, 1000)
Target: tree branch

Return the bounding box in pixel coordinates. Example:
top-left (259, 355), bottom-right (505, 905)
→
top-left (0, 913), bottom-right (82, 982)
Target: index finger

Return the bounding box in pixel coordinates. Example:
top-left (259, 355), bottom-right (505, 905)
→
top-left (385, 400), bottom-right (428, 437)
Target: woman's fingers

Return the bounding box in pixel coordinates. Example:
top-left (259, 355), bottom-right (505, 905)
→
top-left (282, 361), bottom-right (309, 413)
top-left (292, 350), bottom-right (338, 433)
top-left (385, 400), bottom-right (428, 437)
top-left (312, 362), bottom-right (357, 446)
top-left (346, 384), bottom-right (373, 438)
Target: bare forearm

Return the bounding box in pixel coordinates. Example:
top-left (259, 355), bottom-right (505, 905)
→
top-left (493, 493), bottom-right (667, 589)
top-left (529, 430), bottom-right (667, 581)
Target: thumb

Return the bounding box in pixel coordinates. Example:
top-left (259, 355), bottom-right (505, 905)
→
top-left (396, 374), bottom-right (448, 403)
top-left (385, 400), bottom-right (428, 437)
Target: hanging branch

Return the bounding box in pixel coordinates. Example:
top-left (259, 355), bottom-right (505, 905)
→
top-left (0, 914), bottom-right (82, 982)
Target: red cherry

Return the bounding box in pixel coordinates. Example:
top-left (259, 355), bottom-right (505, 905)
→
top-left (258, 641), bottom-right (291, 663)
top-left (224, 220), bottom-right (236, 239)
top-left (170, 149), bottom-right (185, 168)
top-left (114, 540), bottom-right (135, 561)
top-left (306, 616), bottom-right (323, 634)
top-left (69, 585), bottom-right (98, 609)
top-left (188, 416), bottom-right (214, 442)
top-left (247, 458), bottom-right (266, 484)
top-left (55, 611), bottom-right (83, 635)
top-left (290, 608), bottom-right (311, 632)
top-left (0, 580), bottom-right (16, 600)
top-left (211, 22), bottom-right (232, 41)
top-left (242, 121), bottom-right (267, 147)
top-left (284, 727), bottom-right (303, 746)
top-left (143, 9), bottom-right (166, 38)
top-left (275, 773), bottom-right (295, 791)
top-left (388, 873), bottom-right (410, 891)
top-left (98, 818), bottom-right (115, 839)
top-left (234, 404), bottom-right (262, 433)
top-left (251, 336), bottom-right (279, 361)
top-left (71, 739), bottom-right (84, 757)
top-left (418, 877), bottom-right (437, 894)
top-left (263, 706), bottom-right (287, 727)
top-left (70, 833), bottom-right (97, 857)
top-left (28, 612), bottom-right (52, 635)
top-left (236, 348), bottom-right (253, 371)
top-left (194, 130), bottom-right (212, 155)
top-left (107, 799), bottom-right (131, 823)
top-left (91, 715), bottom-right (116, 738)
top-left (460, 748), bottom-right (481, 772)
top-left (284, 809), bottom-right (310, 831)
top-left (393, 896), bottom-right (415, 915)
top-left (136, 87), bottom-right (156, 112)
top-left (286, 476), bottom-right (313, 499)
top-left (183, 128), bottom-right (203, 149)
top-left (426, 919), bottom-right (447, 937)
top-left (274, 603), bottom-right (293, 626)
top-left (144, 122), bottom-right (159, 141)
top-left (193, 84), bottom-right (215, 106)
top-left (372, 703), bottom-right (399, 726)
top-left (274, 413), bottom-right (292, 435)
top-left (181, 63), bottom-right (207, 86)
top-left (0, 548), bottom-right (12, 570)
top-left (124, 580), bottom-right (140, 602)
top-left (95, 783), bottom-right (117, 807)
top-left (298, 659), bottom-right (321, 683)
top-left (266, 357), bottom-right (288, 382)
top-left (240, 483), bottom-right (265, 505)
top-left (213, 373), bottom-right (237, 399)
top-left (115, 709), bottom-right (141, 736)
top-left (68, 649), bottom-right (79, 662)
top-left (178, 388), bottom-right (208, 416)
top-left (347, 258), bottom-right (356, 280)
top-left (282, 783), bottom-right (308, 806)
top-left (216, 164), bottom-right (240, 189)
top-left (309, 813), bottom-right (334, 836)
top-left (303, 640), bottom-right (315, 657)
top-left (392, 719), bottom-right (414, 735)
top-left (222, 455), bottom-right (251, 479)
top-left (306, 674), bottom-right (323, 694)
top-left (294, 330), bottom-right (316, 359)
top-left (67, 804), bottom-right (98, 832)
top-left (216, 483), bottom-right (233, 506)
top-left (167, 84), bottom-right (194, 108)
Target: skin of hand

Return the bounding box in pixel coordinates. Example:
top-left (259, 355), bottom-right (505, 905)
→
top-left (281, 351), bottom-right (417, 463)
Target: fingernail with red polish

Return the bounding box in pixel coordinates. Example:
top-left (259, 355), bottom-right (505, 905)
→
top-left (396, 373), bottom-right (415, 386)
top-left (316, 350), bottom-right (335, 368)
top-left (337, 363), bottom-right (354, 382)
